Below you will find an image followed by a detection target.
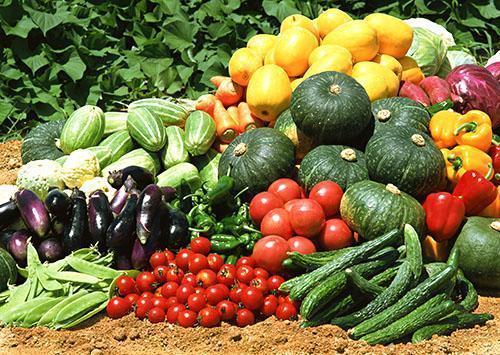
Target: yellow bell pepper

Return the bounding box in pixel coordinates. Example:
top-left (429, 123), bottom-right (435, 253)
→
top-left (441, 145), bottom-right (493, 183)
top-left (479, 186), bottom-right (500, 218)
top-left (454, 110), bottom-right (493, 152)
top-left (429, 110), bottom-right (461, 149)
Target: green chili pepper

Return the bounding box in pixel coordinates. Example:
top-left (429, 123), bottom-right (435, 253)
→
top-left (207, 175), bottom-right (235, 206)
top-left (210, 234), bottom-right (243, 252)
top-left (226, 255), bottom-right (238, 265)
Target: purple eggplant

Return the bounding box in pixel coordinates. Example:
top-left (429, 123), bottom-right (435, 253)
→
top-left (131, 238), bottom-right (148, 270)
top-left (38, 238), bottom-right (63, 262)
top-left (45, 189), bottom-right (72, 219)
top-left (88, 190), bottom-right (113, 254)
top-left (7, 230), bottom-right (30, 265)
top-left (108, 166), bottom-right (154, 190)
top-left (161, 187), bottom-right (177, 202)
top-left (62, 189), bottom-right (89, 255)
top-left (15, 190), bottom-right (50, 238)
top-left (110, 175), bottom-right (137, 215)
top-left (0, 229), bottom-right (15, 249)
top-left (106, 192), bottom-right (138, 250)
top-left (136, 184), bottom-right (162, 244)
top-left (0, 200), bottom-right (20, 231)
top-left (114, 251), bottom-right (132, 270)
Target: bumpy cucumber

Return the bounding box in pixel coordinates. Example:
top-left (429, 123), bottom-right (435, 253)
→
top-left (346, 269), bottom-right (384, 297)
top-left (456, 270), bottom-right (478, 312)
top-left (369, 264), bottom-right (401, 286)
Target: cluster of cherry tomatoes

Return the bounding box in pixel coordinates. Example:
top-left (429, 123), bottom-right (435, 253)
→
top-left (106, 237), bottom-right (298, 327)
top-left (249, 179), bottom-right (356, 272)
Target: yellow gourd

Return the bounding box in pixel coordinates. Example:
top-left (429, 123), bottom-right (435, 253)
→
top-left (308, 44), bottom-right (352, 66)
top-left (246, 64), bottom-right (292, 122)
top-left (364, 13), bottom-right (413, 59)
top-left (281, 14), bottom-right (320, 40)
top-left (316, 8), bottom-right (353, 38)
top-left (274, 27), bottom-right (318, 77)
top-left (264, 46), bottom-right (276, 65)
top-left (303, 56), bottom-right (353, 78)
top-left (247, 34), bottom-right (278, 58)
top-left (228, 48), bottom-right (263, 86)
top-left (352, 62), bottom-right (394, 101)
top-left (398, 56), bottom-right (425, 84)
top-left (291, 78), bottom-right (305, 91)
top-left (372, 54), bottom-right (403, 80)
top-left (323, 20), bottom-right (379, 63)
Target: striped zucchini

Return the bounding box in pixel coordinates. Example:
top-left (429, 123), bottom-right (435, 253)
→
top-left (128, 98), bottom-right (189, 127)
top-left (98, 130), bottom-right (134, 163)
top-left (87, 146), bottom-right (113, 169)
top-left (103, 112), bottom-right (128, 136)
top-left (60, 105), bottom-right (105, 154)
top-left (184, 111), bottom-right (216, 156)
top-left (127, 107), bottom-right (167, 152)
top-left (161, 126), bottom-right (189, 169)
top-left (157, 162), bottom-right (201, 191)
top-left (101, 148), bottom-right (159, 178)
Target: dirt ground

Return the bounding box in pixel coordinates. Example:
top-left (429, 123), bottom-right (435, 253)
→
top-left (0, 140), bottom-right (499, 355)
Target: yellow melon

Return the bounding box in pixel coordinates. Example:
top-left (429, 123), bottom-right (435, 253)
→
top-left (274, 27), bottom-right (318, 77)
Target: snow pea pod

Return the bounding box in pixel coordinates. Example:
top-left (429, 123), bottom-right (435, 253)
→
top-left (37, 290), bottom-right (88, 326)
top-left (61, 300), bottom-right (108, 329)
top-left (20, 297), bottom-right (64, 328)
top-left (66, 256), bottom-right (121, 279)
top-left (36, 267), bottom-right (63, 292)
top-left (0, 297), bottom-right (53, 325)
top-left (44, 269), bottom-right (101, 284)
top-left (53, 291), bottom-right (108, 328)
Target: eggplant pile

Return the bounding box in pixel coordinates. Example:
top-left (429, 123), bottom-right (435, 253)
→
top-left (0, 166), bottom-right (190, 269)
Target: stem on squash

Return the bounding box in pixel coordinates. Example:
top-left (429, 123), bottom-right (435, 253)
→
top-left (340, 148), bottom-right (357, 162)
top-left (376, 109), bottom-right (391, 122)
top-left (329, 84), bottom-right (342, 95)
top-left (233, 143), bottom-right (248, 157)
top-left (490, 221), bottom-right (500, 232)
top-left (385, 183), bottom-right (401, 195)
top-left (411, 134), bottom-right (425, 147)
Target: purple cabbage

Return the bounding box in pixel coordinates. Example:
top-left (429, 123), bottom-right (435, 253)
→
top-left (486, 62), bottom-right (500, 81)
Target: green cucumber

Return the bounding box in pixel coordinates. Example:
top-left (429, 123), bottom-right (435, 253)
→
top-left (127, 107), bottom-right (167, 152)
top-left (350, 264), bottom-right (457, 339)
top-left (361, 293), bottom-right (455, 345)
top-left (369, 264), bottom-right (401, 286)
top-left (99, 130), bottom-right (134, 163)
top-left (456, 270), bottom-right (478, 312)
top-left (411, 312), bottom-right (494, 343)
top-left (161, 126), bottom-right (189, 169)
top-left (103, 112), bottom-right (128, 136)
top-left (332, 224), bottom-right (422, 329)
top-left (346, 268), bottom-right (384, 297)
top-left (184, 111), bottom-right (216, 156)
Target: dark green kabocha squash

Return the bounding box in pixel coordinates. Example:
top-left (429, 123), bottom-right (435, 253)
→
top-left (274, 109), bottom-right (315, 160)
top-left (365, 127), bottom-right (446, 197)
top-left (290, 71), bottom-right (372, 145)
top-left (298, 145), bottom-right (369, 192)
top-left (21, 120), bottom-right (65, 164)
top-left (218, 128), bottom-right (295, 196)
top-left (371, 97), bottom-right (430, 134)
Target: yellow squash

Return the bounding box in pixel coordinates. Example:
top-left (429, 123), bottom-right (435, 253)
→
top-left (308, 44), bottom-right (352, 66)
top-left (247, 34), bottom-right (277, 58)
top-left (303, 55), bottom-right (352, 78)
top-left (398, 56), bottom-right (425, 84)
top-left (281, 14), bottom-right (320, 40)
top-left (274, 27), bottom-right (318, 77)
top-left (264, 46), bottom-right (276, 65)
top-left (246, 64), bottom-right (292, 122)
top-left (352, 62), bottom-right (399, 100)
top-left (372, 54), bottom-right (403, 80)
top-left (316, 8), bottom-right (353, 38)
top-left (291, 78), bottom-right (305, 91)
top-left (228, 48), bottom-right (263, 86)
top-left (364, 13), bottom-right (413, 59)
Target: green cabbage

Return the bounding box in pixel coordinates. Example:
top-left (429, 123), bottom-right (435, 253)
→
top-left (407, 27), bottom-right (448, 76)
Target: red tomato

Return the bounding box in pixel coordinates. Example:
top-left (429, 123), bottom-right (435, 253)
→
top-left (198, 307), bottom-right (221, 327)
top-left (188, 253), bottom-right (209, 274)
top-left (149, 251), bottom-right (167, 268)
top-left (124, 293), bottom-right (139, 306)
top-left (217, 264), bottom-right (236, 287)
top-left (166, 304), bottom-right (185, 324)
top-left (236, 265), bottom-right (255, 284)
top-left (276, 302), bottom-right (298, 320)
top-left (187, 293), bottom-right (207, 312)
top-left (176, 284), bottom-right (194, 304)
top-left (165, 296), bottom-right (178, 309)
top-left (260, 294), bottom-right (279, 317)
top-left (287, 236), bottom-right (317, 254)
top-left (115, 276), bottom-right (137, 296)
top-left (207, 254), bottom-right (224, 272)
top-left (253, 267), bottom-right (269, 279)
top-left (236, 309), bottom-right (255, 327)
top-left (268, 178), bottom-right (302, 203)
top-left (252, 235), bottom-right (290, 273)
top-left (217, 300), bottom-right (237, 321)
top-left (194, 287), bottom-right (205, 295)
top-left (267, 275), bottom-right (285, 291)
top-left (177, 309), bottom-right (197, 327)
top-left (196, 269), bottom-right (217, 288)
top-left (289, 199), bottom-right (325, 238)
top-left (229, 284), bottom-right (247, 303)
top-left (318, 218), bottom-right (355, 250)
top-left (260, 208), bottom-right (294, 240)
top-left (140, 291), bottom-right (154, 299)
top-left (250, 276), bottom-right (268, 293)
top-left (152, 296), bottom-right (169, 311)
top-left (205, 285), bottom-right (228, 306)
top-left (165, 267), bottom-right (184, 284)
top-left (175, 249), bottom-right (193, 271)
top-left (161, 281), bottom-right (179, 298)
top-left (308, 181), bottom-right (343, 217)
top-left (283, 199), bottom-right (300, 213)
top-left (136, 272), bottom-right (157, 293)
top-left (241, 286), bottom-right (264, 310)
top-left (236, 256), bottom-right (256, 268)
top-left (153, 265), bottom-right (170, 283)
top-left (190, 237), bottom-right (212, 255)
top-left (249, 192), bottom-right (284, 225)
top-left (164, 249), bottom-right (175, 262)
top-left (148, 307), bottom-right (165, 323)
top-left (135, 298), bottom-right (153, 319)
top-left (181, 273), bottom-right (197, 287)
top-left (106, 297), bottom-right (130, 319)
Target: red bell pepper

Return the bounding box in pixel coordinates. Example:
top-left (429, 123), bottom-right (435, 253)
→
top-left (422, 192), bottom-right (465, 242)
top-left (488, 134), bottom-right (500, 185)
top-left (452, 170), bottom-right (497, 216)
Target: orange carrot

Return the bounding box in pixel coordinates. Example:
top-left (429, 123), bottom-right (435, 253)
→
top-left (195, 94), bottom-right (217, 116)
top-left (215, 79), bottom-right (244, 107)
top-left (213, 139), bottom-right (229, 154)
top-left (210, 76), bottom-right (230, 88)
top-left (227, 106), bottom-right (239, 123)
top-left (213, 99), bottom-right (239, 143)
top-left (237, 102), bottom-right (259, 132)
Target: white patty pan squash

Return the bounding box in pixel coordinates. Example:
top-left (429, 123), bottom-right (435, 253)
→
top-left (16, 160), bottom-right (65, 199)
top-left (61, 149), bottom-right (100, 188)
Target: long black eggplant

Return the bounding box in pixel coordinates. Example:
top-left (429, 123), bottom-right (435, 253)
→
top-left (110, 175), bottom-right (137, 215)
top-left (15, 189), bottom-right (50, 238)
top-left (108, 166), bottom-right (154, 190)
top-left (136, 184), bottom-right (163, 244)
top-left (0, 200), bottom-right (19, 231)
top-left (166, 204), bottom-right (189, 250)
top-left (62, 189), bottom-right (89, 255)
top-left (88, 190), bottom-right (114, 254)
top-left (161, 186), bottom-right (177, 202)
top-left (44, 189), bottom-right (72, 219)
top-left (106, 191), bottom-right (138, 250)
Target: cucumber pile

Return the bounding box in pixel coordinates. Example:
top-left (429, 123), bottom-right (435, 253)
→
top-left (280, 224), bottom-right (494, 345)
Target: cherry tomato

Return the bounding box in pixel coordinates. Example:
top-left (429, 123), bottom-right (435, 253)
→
top-left (148, 306), bottom-right (165, 323)
top-left (279, 295), bottom-right (300, 309)
top-left (236, 256), bottom-right (256, 269)
top-left (216, 300), bottom-right (237, 321)
top-left (187, 293), bottom-right (207, 312)
top-left (217, 264), bottom-right (236, 287)
top-left (165, 267), bottom-right (184, 284)
top-left (236, 265), bottom-right (255, 284)
top-left (260, 294), bottom-right (279, 317)
top-left (276, 302), bottom-right (298, 320)
top-left (188, 253), bottom-right (209, 274)
top-left (140, 291), bottom-right (154, 299)
top-left (136, 272), bottom-right (157, 293)
top-left (250, 276), bottom-right (268, 293)
top-left (125, 293), bottom-right (139, 306)
top-left (318, 218), bottom-right (355, 250)
top-left (198, 307), bottom-right (221, 327)
top-left (205, 285), bottom-right (227, 306)
top-left (241, 286), bottom-right (264, 310)
top-left (165, 296), bottom-right (178, 309)
top-left (283, 199), bottom-right (300, 213)
top-left (190, 237), bottom-right (212, 255)
top-left (153, 265), bottom-right (170, 283)
top-left (161, 281), bottom-right (179, 298)
top-left (182, 273), bottom-right (197, 287)
top-left (176, 249), bottom-right (193, 271)
top-left (268, 178), bottom-right (302, 203)
top-left (135, 298), bottom-right (153, 319)
top-left (176, 284), bottom-right (194, 304)
top-left (106, 296), bottom-right (130, 319)
top-left (253, 267), bottom-right (269, 279)
top-left (154, 286), bottom-right (163, 297)
top-left (207, 253), bottom-right (224, 272)
top-left (261, 208), bottom-right (294, 240)
top-left (287, 236), bottom-right (317, 254)
top-left (149, 251), bottom-right (167, 268)
top-left (164, 249), bottom-right (175, 262)
top-left (166, 304), bottom-right (185, 324)
top-left (236, 308), bottom-right (255, 327)
top-left (152, 296), bottom-right (169, 311)
top-left (252, 235), bottom-right (290, 273)
top-left (267, 275), bottom-right (285, 292)
top-left (177, 309), bottom-right (197, 327)
top-left (194, 287), bottom-right (205, 295)
top-left (196, 269), bottom-right (217, 288)
top-left (249, 192), bottom-right (284, 225)
top-left (115, 275), bottom-right (137, 296)
top-left (309, 181), bottom-right (343, 217)
top-left (289, 199), bottom-right (325, 238)
top-left (229, 284), bottom-right (247, 303)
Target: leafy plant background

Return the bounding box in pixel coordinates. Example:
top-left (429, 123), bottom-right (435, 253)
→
top-left (0, 0), bottom-right (498, 141)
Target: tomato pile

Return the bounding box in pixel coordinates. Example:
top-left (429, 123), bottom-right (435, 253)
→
top-left (106, 237), bottom-right (298, 327)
